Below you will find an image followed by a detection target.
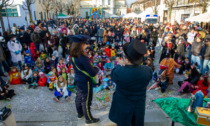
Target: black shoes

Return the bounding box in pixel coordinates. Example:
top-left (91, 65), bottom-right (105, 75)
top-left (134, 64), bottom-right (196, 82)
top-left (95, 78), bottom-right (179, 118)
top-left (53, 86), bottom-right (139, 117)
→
top-left (85, 118), bottom-right (100, 124)
top-left (78, 114), bottom-right (84, 119)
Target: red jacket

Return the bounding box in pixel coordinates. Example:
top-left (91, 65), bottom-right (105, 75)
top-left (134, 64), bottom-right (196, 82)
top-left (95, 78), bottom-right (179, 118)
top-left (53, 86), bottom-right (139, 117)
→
top-left (30, 43), bottom-right (36, 60)
top-left (38, 75), bottom-right (47, 87)
top-left (105, 47), bottom-right (111, 58)
top-left (192, 80), bottom-right (210, 96)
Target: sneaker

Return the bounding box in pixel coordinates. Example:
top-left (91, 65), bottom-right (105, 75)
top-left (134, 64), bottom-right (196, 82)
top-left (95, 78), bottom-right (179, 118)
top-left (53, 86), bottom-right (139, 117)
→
top-left (85, 118), bottom-right (100, 125)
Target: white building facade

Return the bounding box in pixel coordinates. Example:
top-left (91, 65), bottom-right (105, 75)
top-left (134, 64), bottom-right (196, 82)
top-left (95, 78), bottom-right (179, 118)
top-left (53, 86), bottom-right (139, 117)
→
top-left (0, 0), bottom-right (36, 32)
top-left (131, 0), bottom-right (210, 24)
top-left (80, 0), bottom-right (127, 18)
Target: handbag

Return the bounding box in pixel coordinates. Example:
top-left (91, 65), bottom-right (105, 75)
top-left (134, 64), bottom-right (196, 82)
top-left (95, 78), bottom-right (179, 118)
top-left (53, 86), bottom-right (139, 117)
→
top-left (72, 57), bottom-right (97, 84)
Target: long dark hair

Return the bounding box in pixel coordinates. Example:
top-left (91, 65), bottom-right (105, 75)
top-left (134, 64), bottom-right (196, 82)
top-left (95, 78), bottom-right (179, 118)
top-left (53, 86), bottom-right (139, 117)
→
top-left (69, 42), bottom-right (86, 58)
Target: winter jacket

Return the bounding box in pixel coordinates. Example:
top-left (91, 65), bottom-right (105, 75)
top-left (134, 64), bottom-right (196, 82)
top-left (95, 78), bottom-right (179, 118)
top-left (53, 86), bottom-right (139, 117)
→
top-left (191, 41), bottom-right (203, 56)
top-left (200, 44), bottom-right (210, 60)
top-left (97, 28), bottom-right (104, 37)
top-left (31, 32), bottom-right (41, 44)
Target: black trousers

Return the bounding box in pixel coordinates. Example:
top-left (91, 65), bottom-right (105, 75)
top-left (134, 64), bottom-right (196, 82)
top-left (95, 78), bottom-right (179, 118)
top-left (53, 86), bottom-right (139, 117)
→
top-left (75, 81), bottom-right (94, 121)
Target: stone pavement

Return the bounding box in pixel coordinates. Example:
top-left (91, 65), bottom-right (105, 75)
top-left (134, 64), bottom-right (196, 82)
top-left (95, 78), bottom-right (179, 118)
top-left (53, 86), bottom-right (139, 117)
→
top-left (0, 47), bottom-right (205, 126)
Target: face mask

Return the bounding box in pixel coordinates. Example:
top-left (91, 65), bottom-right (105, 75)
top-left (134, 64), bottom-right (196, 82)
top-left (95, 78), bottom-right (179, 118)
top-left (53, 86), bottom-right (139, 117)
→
top-left (64, 35), bottom-right (66, 37)
top-left (52, 33), bottom-right (55, 36)
top-left (12, 38), bottom-right (16, 41)
top-left (17, 32), bottom-right (19, 34)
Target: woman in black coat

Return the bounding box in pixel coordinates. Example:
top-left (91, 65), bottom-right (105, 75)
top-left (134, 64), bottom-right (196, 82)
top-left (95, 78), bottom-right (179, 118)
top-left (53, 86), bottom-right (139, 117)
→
top-left (70, 35), bottom-right (100, 125)
top-left (109, 39), bottom-right (153, 126)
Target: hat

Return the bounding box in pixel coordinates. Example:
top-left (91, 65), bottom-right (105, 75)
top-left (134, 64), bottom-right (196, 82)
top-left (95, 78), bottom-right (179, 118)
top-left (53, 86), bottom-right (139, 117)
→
top-left (123, 39), bottom-right (147, 65)
top-left (9, 34), bottom-right (16, 39)
top-left (20, 26), bottom-right (25, 31)
top-left (72, 34), bottom-right (90, 43)
top-left (25, 50), bottom-right (31, 55)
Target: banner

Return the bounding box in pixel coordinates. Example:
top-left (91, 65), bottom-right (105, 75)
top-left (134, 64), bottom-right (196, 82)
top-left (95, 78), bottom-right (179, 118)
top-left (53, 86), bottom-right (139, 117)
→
top-left (90, 8), bottom-right (103, 19)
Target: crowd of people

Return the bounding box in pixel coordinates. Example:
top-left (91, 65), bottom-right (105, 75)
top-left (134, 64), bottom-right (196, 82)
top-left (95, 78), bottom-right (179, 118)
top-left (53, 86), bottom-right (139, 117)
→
top-left (0, 18), bottom-right (209, 102)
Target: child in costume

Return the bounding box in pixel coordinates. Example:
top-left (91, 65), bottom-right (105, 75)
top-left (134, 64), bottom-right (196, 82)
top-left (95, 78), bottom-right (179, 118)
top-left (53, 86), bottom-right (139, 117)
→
top-left (101, 51), bottom-right (108, 65)
top-left (21, 65), bottom-right (32, 84)
top-left (175, 57), bottom-right (184, 74)
top-left (52, 47), bottom-right (59, 60)
top-left (47, 71), bottom-right (57, 91)
top-left (40, 51), bottom-right (47, 61)
top-left (148, 42), bottom-right (155, 60)
top-left (60, 67), bottom-right (67, 80)
top-left (57, 59), bottom-right (67, 74)
top-left (9, 66), bottom-right (22, 85)
top-left (111, 46), bottom-right (116, 60)
top-left (28, 71), bottom-right (39, 89)
top-left (192, 75), bottom-right (210, 97)
top-left (106, 75), bottom-right (115, 90)
top-left (24, 50), bottom-right (34, 68)
top-left (67, 68), bottom-right (75, 89)
top-left (44, 58), bottom-right (51, 74)
top-left (93, 52), bottom-right (101, 66)
top-left (97, 61), bottom-right (104, 71)
top-left (33, 50), bottom-right (40, 61)
top-left (50, 55), bottom-right (58, 68)
top-left (35, 58), bottom-right (44, 72)
top-left (38, 72), bottom-right (47, 87)
top-left (184, 57), bottom-right (191, 72)
top-left (157, 75), bottom-right (169, 93)
top-left (104, 58), bottom-right (114, 75)
top-left (53, 75), bottom-right (71, 102)
top-left (29, 42), bottom-right (36, 60)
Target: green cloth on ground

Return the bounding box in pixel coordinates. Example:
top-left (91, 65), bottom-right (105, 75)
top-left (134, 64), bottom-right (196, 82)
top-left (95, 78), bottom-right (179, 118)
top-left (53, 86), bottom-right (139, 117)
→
top-left (153, 97), bottom-right (210, 126)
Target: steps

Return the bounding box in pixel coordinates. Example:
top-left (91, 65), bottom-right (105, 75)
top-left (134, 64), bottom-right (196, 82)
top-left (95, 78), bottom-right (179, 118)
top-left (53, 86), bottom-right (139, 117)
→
top-left (14, 110), bottom-right (182, 126)
top-left (77, 109), bottom-right (169, 126)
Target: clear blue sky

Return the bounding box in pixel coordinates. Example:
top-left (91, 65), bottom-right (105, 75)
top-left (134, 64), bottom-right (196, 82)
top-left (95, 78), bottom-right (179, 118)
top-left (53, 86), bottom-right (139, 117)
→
top-left (127, 0), bottom-right (138, 7)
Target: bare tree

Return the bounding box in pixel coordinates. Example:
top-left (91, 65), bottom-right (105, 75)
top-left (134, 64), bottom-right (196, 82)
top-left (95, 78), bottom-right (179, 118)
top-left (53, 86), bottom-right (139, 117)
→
top-left (0, 0), bottom-right (14, 33)
top-left (190, 0), bottom-right (209, 13)
top-left (41, 0), bottom-right (53, 20)
top-left (73, 0), bottom-right (80, 16)
top-left (65, 0), bottom-right (74, 15)
top-left (55, 0), bottom-right (64, 14)
top-left (164, 0), bottom-right (177, 22)
top-left (22, 0), bottom-right (35, 23)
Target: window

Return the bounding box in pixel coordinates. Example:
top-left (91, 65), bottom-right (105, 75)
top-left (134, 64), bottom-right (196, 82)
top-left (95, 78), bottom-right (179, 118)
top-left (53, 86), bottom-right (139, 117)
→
top-left (102, 0), bottom-right (104, 5)
top-left (39, 0), bottom-right (41, 4)
top-left (1, 7), bottom-right (18, 17)
top-left (108, 0), bottom-right (111, 5)
top-left (42, 0), bottom-right (44, 4)
top-left (44, 12), bottom-right (46, 20)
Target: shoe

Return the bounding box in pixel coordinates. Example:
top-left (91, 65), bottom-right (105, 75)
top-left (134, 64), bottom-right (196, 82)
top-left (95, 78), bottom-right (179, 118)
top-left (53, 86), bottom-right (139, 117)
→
top-left (85, 118), bottom-right (100, 125)
top-left (78, 114), bottom-right (84, 120)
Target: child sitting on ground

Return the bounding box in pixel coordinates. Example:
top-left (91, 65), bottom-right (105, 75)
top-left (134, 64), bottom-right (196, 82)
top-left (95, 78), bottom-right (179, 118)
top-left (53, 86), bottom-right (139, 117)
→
top-left (21, 65), bottom-right (32, 84)
top-left (106, 75), bottom-right (115, 90)
top-left (157, 75), bottom-right (169, 93)
top-left (35, 58), bottom-right (44, 72)
top-left (44, 58), bottom-right (51, 74)
top-left (47, 71), bottom-right (57, 91)
top-left (57, 59), bottom-right (67, 74)
top-left (54, 76), bottom-right (71, 102)
top-left (29, 71), bottom-right (39, 89)
top-left (9, 66), bottom-right (22, 85)
top-left (192, 75), bottom-right (210, 97)
top-left (38, 72), bottom-right (48, 87)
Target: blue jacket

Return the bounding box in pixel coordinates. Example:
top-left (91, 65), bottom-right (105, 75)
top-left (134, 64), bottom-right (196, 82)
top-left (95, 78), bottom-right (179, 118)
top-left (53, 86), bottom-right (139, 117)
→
top-left (109, 65), bottom-right (152, 126)
top-left (71, 55), bottom-right (99, 89)
top-left (24, 56), bottom-right (33, 65)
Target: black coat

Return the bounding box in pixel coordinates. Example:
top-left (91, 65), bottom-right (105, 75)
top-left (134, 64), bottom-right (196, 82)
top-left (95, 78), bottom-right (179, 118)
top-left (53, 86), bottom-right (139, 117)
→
top-left (109, 65), bottom-right (152, 126)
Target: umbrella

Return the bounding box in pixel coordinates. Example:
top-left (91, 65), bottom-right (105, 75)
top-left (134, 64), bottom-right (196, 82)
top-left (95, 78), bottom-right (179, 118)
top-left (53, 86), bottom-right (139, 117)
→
top-left (57, 13), bottom-right (70, 19)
